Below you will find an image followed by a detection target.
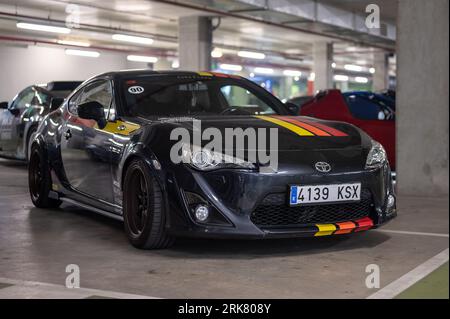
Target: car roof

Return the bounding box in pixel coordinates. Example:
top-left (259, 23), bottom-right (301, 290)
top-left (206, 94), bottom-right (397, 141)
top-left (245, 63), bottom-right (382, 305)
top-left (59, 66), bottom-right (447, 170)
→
top-left (94, 69), bottom-right (241, 81)
top-left (46, 81), bottom-right (82, 91)
top-left (343, 91), bottom-right (387, 99)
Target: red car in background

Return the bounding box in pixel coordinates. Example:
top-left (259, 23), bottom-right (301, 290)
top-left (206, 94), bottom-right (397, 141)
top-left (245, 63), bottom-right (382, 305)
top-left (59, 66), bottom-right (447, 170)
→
top-left (299, 89), bottom-right (396, 170)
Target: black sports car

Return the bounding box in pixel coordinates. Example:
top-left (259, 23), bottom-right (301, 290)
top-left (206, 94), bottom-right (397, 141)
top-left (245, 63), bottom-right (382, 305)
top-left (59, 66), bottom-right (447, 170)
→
top-left (28, 70), bottom-right (396, 249)
top-left (0, 81), bottom-right (81, 161)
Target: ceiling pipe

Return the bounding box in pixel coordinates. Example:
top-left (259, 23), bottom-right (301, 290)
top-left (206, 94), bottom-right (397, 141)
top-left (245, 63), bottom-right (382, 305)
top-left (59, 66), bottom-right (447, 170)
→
top-left (150, 0), bottom-right (395, 51)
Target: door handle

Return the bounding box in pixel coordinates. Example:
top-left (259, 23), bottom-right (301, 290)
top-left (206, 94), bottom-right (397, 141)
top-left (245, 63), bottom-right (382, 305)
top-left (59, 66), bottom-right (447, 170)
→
top-left (64, 129), bottom-right (72, 140)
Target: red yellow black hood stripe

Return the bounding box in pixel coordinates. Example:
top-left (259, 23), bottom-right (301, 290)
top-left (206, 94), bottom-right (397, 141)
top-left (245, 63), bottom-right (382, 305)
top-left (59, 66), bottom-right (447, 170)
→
top-left (254, 115), bottom-right (314, 136)
top-left (254, 115), bottom-right (348, 137)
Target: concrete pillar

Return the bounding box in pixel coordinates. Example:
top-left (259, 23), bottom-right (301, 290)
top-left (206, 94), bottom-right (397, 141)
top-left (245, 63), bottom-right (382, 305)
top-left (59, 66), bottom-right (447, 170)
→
top-left (372, 51), bottom-right (389, 91)
top-left (178, 16), bottom-right (212, 71)
top-left (397, 0), bottom-right (449, 196)
top-left (279, 76), bottom-right (294, 100)
top-left (313, 42), bottom-right (333, 91)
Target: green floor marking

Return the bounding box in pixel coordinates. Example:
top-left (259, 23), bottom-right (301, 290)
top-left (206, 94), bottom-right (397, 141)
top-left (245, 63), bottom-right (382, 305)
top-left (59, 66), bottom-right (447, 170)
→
top-left (396, 262), bottom-right (449, 299)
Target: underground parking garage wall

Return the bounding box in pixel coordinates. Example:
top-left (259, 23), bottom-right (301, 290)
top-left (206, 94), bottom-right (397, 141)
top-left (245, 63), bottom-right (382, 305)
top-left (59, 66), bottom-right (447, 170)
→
top-left (397, 0), bottom-right (449, 197)
top-left (0, 44), bottom-right (148, 101)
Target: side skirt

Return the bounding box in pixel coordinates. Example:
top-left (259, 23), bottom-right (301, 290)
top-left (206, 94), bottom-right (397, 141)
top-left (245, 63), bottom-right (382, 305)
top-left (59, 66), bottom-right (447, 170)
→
top-left (60, 197), bottom-right (124, 222)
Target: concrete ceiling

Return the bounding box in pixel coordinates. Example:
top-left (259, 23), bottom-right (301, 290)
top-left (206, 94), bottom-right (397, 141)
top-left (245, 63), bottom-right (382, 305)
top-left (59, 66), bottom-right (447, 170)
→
top-left (319, 0), bottom-right (398, 23)
top-left (0, 0), bottom-right (396, 73)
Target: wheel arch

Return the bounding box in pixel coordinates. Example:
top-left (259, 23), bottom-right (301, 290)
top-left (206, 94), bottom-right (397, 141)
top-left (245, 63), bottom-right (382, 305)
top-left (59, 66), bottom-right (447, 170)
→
top-left (24, 122), bottom-right (39, 159)
top-left (120, 146), bottom-right (172, 231)
top-left (120, 145), bottom-right (164, 192)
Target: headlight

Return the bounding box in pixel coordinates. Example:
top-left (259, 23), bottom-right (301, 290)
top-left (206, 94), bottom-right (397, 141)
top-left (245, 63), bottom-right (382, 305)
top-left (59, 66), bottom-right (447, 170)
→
top-left (182, 144), bottom-right (255, 171)
top-left (365, 140), bottom-right (387, 169)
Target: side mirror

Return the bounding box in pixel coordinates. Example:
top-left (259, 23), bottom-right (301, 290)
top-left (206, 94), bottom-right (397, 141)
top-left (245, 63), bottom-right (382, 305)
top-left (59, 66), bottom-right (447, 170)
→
top-left (0, 101), bottom-right (8, 109)
top-left (50, 97), bottom-right (64, 111)
top-left (77, 101), bottom-right (107, 129)
top-left (9, 108), bottom-right (20, 116)
top-left (285, 102), bottom-right (299, 115)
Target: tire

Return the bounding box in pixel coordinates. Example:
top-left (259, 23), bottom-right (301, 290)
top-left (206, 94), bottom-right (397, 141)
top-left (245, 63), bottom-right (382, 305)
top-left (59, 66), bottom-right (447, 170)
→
top-left (123, 159), bottom-right (174, 249)
top-left (25, 126), bottom-right (37, 161)
top-left (28, 145), bottom-right (62, 209)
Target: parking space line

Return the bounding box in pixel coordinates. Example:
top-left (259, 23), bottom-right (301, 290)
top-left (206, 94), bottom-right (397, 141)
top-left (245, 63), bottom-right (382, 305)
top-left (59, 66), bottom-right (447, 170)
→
top-left (367, 248), bottom-right (449, 299)
top-left (0, 277), bottom-right (159, 299)
top-left (374, 229), bottom-right (449, 238)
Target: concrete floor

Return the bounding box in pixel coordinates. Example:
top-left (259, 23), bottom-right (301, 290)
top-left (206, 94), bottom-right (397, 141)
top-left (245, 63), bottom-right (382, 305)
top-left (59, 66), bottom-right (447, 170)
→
top-left (0, 158), bottom-right (448, 298)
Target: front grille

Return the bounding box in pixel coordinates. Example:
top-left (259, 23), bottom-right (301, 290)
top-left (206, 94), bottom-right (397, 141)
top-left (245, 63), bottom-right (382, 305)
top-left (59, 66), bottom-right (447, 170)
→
top-left (251, 189), bottom-right (374, 227)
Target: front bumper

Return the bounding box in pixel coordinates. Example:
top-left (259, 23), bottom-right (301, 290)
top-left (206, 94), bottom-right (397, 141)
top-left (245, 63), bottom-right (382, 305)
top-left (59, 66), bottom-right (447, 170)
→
top-left (165, 163), bottom-right (397, 239)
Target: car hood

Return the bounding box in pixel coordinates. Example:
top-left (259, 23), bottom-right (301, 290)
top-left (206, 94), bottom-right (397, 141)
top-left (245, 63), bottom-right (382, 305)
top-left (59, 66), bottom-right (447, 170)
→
top-left (137, 115), bottom-right (366, 151)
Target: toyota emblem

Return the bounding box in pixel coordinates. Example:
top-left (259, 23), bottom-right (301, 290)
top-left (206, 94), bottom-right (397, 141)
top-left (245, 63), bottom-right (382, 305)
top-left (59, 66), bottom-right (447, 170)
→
top-left (315, 162), bottom-right (331, 173)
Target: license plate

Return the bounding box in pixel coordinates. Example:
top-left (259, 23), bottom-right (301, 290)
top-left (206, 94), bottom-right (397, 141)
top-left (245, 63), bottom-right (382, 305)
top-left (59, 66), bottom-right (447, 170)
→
top-left (289, 183), bottom-right (361, 206)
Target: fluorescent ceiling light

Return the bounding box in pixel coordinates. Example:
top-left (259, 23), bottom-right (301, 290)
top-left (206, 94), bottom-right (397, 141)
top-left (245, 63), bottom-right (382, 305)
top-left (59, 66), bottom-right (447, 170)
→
top-left (334, 74), bottom-right (349, 81)
top-left (237, 51), bottom-right (265, 60)
top-left (65, 49), bottom-right (100, 58)
top-left (219, 64), bottom-right (242, 71)
top-left (17, 22), bottom-right (70, 34)
top-left (254, 67), bottom-right (273, 74)
top-left (369, 67), bottom-right (376, 74)
top-left (211, 49), bottom-right (223, 58)
top-left (57, 40), bottom-right (90, 47)
top-left (112, 34), bottom-right (153, 45)
top-left (344, 64), bottom-right (363, 72)
top-left (127, 55), bottom-right (158, 63)
top-left (283, 70), bottom-right (302, 77)
top-left (355, 77), bottom-right (368, 83)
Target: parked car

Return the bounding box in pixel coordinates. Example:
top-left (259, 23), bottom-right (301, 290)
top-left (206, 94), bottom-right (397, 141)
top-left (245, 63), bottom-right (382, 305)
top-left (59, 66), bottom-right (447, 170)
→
top-left (300, 89), bottom-right (396, 169)
top-left (0, 81), bottom-right (81, 161)
top-left (28, 70), bottom-right (396, 249)
top-left (286, 95), bottom-right (313, 111)
top-left (378, 89), bottom-right (396, 100)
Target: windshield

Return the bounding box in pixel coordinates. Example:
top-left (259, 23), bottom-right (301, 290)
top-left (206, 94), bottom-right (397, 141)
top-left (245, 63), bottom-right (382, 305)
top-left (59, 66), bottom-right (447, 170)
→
top-left (121, 75), bottom-right (282, 118)
top-left (344, 92), bottom-right (395, 121)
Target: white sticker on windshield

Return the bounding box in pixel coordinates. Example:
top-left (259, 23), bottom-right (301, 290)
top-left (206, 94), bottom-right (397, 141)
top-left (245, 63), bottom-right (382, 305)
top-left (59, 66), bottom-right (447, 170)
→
top-left (128, 86), bottom-right (144, 94)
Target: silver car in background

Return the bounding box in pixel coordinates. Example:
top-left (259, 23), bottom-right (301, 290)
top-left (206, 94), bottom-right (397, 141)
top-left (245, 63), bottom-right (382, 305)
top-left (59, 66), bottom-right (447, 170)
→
top-left (0, 81), bottom-right (81, 161)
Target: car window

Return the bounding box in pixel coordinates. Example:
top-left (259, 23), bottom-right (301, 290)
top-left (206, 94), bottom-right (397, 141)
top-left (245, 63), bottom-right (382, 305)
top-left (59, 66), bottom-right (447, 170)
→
top-left (68, 80), bottom-right (113, 117)
top-left (79, 80), bottom-right (113, 117)
top-left (68, 90), bottom-right (83, 115)
top-left (345, 94), bottom-right (395, 120)
top-left (10, 88), bottom-right (34, 110)
top-left (219, 85), bottom-right (273, 114)
top-left (34, 90), bottom-right (53, 107)
top-left (123, 76), bottom-right (280, 118)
